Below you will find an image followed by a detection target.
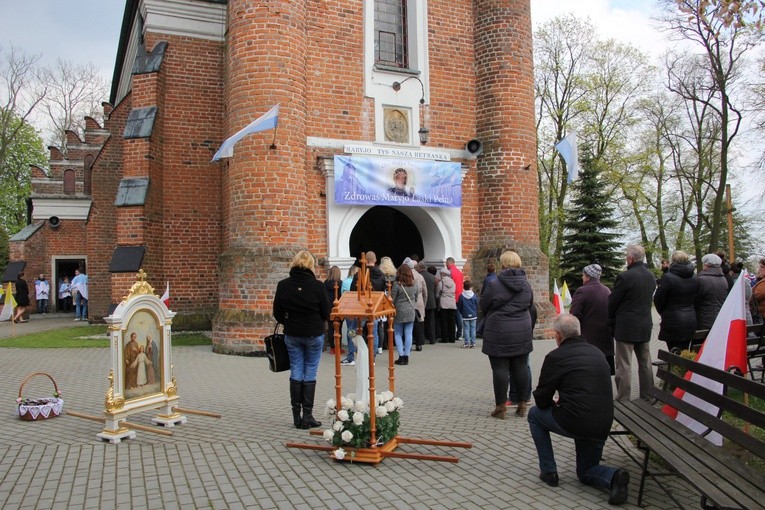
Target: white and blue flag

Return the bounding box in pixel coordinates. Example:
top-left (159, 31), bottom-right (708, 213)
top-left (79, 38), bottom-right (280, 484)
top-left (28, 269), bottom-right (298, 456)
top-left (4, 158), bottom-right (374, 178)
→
top-left (212, 104), bottom-right (279, 161)
top-left (554, 131), bottom-right (578, 183)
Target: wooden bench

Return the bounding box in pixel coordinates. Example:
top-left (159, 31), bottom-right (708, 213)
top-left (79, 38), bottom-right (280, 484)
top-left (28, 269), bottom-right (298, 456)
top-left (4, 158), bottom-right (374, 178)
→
top-left (683, 324), bottom-right (765, 379)
top-left (611, 349), bottom-right (765, 509)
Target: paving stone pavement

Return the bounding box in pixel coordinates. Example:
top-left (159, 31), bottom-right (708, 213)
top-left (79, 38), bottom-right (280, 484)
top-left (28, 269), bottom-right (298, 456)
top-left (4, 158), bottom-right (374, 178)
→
top-left (0, 315), bottom-right (695, 509)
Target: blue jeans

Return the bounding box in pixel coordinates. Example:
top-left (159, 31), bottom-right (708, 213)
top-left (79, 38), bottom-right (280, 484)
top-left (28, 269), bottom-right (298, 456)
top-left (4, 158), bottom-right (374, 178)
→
top-left (75, 294), bottom-right (88, 319)
top-left (346, 319), bottom-right (379, 360)
top-left (528, 405), bottom-right (617, 489)
top-left (462, 319), bottom-right (476, 345)
top-left (455, 308), bottom-right (463, 338)
top-left (345, 319), bottom-right (357, 361)
top-left (284, 334), bottom-right (323, 382)
top-left (394, 321), bottom-right (414, 356)
top-left (37, 299), bottom-right (48, 313)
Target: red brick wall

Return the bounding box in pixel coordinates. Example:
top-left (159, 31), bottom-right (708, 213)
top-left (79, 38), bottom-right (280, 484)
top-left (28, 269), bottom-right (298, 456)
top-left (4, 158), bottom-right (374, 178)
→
top-left (89, 95), bottom-right (129, 317)
top-left (472, 0), bottom-right (550, 326)
top-left (474, 0), bottom-right (539, 246)
top-left (141, 34), bottom-right (224, 314)
top-left (214, 0), bottom-right (310, 353)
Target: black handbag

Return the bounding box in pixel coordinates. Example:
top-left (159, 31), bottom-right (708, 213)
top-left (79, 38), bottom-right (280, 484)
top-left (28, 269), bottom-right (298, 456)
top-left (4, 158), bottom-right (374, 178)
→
top-left (264, 324), bottom-right (290, 372)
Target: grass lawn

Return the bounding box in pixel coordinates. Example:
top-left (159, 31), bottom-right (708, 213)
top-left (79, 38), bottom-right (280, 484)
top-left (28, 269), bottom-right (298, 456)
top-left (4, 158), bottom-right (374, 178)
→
top-left (0, 325), bottom-right (211, 348)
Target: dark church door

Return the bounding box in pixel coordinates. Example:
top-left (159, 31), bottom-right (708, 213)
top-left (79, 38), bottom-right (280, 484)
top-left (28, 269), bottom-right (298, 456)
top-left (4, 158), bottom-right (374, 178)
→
top-left (349, 206), bottom-right (424, 267)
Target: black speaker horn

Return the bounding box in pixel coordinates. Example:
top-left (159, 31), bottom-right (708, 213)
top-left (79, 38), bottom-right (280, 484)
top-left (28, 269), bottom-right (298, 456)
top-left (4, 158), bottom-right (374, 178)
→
top-left (466, 139), bottom-right (483, 156)
top-left (48, 216), bottom-right (61, 228)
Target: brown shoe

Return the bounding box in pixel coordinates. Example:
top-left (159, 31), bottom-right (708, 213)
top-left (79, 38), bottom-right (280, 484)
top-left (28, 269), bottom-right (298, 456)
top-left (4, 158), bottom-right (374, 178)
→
top-left (516, 400), bottom-right (527, 417)
top-left (490, 403), bottom-right (507, 419)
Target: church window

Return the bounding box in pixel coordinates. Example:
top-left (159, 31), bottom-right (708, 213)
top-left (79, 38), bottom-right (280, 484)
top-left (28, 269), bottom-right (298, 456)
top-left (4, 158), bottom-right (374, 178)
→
top-left (375, 0), bottom-right (408, 68)
top-left (63, 169), bottom-right (76, 194)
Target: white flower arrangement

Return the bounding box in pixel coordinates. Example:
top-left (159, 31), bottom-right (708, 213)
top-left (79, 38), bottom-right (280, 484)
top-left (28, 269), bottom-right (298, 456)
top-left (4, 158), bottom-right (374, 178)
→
top-left (324, 391), bottom-right (404, 457)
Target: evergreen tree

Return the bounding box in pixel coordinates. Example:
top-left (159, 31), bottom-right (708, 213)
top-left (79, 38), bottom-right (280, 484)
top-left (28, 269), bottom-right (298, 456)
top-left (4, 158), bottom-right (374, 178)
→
top-left (560, 153), bottom-right (622, 290)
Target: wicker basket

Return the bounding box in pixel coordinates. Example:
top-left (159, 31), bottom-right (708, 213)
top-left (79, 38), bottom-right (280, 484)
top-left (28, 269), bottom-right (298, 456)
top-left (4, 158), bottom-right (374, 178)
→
top-left (17, 372), bottom-right (64, 421)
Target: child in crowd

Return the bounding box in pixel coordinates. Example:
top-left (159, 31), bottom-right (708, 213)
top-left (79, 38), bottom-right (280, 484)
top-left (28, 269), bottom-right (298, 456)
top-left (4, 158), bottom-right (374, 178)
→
top-left (457, 281), bottom-right (478, 348)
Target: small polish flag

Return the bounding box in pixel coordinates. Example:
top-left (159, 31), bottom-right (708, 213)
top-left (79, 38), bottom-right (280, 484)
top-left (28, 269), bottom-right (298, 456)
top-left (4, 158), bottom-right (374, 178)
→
top-left (160, 282), bottom-right (171, 308)
top-left (663, 272), bottom-right (748, 445)
top-left (552, 280), bottom-right (563, 315)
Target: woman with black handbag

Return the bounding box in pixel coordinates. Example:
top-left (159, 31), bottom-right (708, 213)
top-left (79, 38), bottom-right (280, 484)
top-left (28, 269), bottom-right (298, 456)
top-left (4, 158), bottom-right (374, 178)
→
top-left (273, 250), bottom-right (331, 429)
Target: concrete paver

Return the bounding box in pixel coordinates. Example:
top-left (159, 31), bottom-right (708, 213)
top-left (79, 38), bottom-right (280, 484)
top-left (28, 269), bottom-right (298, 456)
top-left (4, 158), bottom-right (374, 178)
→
top-left (0, 315), bottom-right (695, 509)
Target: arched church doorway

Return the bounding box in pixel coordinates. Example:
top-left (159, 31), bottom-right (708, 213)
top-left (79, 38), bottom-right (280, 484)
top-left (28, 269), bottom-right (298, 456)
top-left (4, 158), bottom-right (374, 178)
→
top-left (349, 206), bottom-right (423, 267)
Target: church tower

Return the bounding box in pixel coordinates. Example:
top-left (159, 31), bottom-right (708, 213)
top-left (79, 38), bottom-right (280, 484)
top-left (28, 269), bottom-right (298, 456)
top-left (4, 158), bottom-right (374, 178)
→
top-left (214, 0), bottom-right (311, 352)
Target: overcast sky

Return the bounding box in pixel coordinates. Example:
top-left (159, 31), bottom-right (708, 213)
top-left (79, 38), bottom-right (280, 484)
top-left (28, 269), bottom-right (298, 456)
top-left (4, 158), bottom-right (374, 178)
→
top-left (1, 0), bottom-right (667, 84)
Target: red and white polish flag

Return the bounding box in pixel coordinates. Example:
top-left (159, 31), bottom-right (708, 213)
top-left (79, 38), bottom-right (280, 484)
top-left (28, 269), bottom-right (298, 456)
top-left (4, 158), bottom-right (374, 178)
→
top-left (663, 272), bottom-right (748, 445)
top-left (160, 281), bottom-right (171, 308)
top-left (552, 280), bottom-right (563, 315)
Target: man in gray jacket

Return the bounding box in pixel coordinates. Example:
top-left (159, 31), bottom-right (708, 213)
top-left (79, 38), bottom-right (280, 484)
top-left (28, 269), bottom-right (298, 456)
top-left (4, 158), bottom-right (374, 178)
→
top-left (608, 245), bottom-right (656, 401)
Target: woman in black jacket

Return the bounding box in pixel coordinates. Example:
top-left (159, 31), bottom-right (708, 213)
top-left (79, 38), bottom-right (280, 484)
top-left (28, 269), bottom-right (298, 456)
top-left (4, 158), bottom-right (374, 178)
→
top-left (273, 250), bottom-right (331, 429)
top-left (480, 250), bottom-right (534, 419)
top-left (654, 251), bottom-right (698, 353)
top-left (12, 271), bottom-right (30, 323)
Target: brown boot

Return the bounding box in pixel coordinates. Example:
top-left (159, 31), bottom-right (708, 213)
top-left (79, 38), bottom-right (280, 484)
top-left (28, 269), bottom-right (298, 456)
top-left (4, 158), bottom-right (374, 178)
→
top-left (516, 400), bottom-right (527, 418)
top-left (490, 403), bottom-right (507, 419)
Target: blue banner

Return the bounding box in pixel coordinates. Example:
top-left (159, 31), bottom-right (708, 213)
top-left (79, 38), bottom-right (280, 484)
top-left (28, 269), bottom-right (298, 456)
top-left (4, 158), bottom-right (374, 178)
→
top-left (334, 155), bottom-right (462, 207)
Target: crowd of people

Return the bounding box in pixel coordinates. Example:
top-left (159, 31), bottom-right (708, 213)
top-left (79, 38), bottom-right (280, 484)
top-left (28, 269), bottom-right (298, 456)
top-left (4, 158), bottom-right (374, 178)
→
top-left (2, 268), bottom-right (88, 323)
top-left (270, 246), bottom-right (765, 505)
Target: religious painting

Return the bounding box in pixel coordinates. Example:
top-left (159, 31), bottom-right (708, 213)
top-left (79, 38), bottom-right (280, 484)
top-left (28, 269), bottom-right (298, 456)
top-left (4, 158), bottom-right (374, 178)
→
top-left (123, 309), bottom-right (162, 400)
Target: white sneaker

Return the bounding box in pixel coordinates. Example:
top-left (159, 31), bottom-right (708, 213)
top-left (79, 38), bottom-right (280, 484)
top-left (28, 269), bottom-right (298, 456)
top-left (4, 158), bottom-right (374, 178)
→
top-left (340, 358), bottom-right (355, 366)
top-left (377, 347), bottom-right (383, 354)
top-left (74, 318), bottom-right (80, 321)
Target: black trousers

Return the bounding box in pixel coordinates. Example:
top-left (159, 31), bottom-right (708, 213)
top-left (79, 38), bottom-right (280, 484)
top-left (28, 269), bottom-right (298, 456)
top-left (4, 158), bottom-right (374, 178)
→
top-left (413, 319), bottom-right (425, 347)
top-left (489, 354), bottom-right (530, 406)
top-left (424, 308), bottom-right (436, 343)
top-left (440, 309), bottom-right (456, 342)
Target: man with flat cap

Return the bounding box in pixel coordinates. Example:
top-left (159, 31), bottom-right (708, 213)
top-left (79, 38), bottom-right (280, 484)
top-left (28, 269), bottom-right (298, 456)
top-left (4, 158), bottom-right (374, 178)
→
top-left (569, 263), bottom-right (614, 374)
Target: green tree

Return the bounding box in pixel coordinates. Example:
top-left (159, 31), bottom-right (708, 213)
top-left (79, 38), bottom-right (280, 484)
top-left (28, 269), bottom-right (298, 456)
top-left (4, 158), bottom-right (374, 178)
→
top-left (560, 152), bottom-right (622, 290)
top-left (0, 225), bottom-right (8, 270)
top-left (0, 112), bottom-right (46, 232)
top-left (534, 15), bottom-right (595, 281)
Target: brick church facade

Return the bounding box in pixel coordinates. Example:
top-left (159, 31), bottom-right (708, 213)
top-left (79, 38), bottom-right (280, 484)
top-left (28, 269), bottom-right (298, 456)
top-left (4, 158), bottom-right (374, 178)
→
top-left (9, 0), bottom-right (548, 353)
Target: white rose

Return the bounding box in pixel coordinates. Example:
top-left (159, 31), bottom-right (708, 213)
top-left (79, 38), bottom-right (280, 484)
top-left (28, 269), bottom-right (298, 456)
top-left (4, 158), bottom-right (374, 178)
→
top-left (341, 397), bottom-right (354, 410)
top-left (323, 429), bottom-right (335, 442)
top-left (326, 399), bottom-right (336, 410)
top-left (352, 412), bottom-right (364, 425)
top-left (333, 420), bottom-right (344, 432)
top-left (341, 430), bottom-right (353, 443)
top-left (385, 401), bottom-right (396, 413)
top-left (337, 410), bottom-right (350, 422)
top-left (354, 401), bottom-right (368, 413)
top-left (334, 448), bottom-right (346, 460)
top-left (392, 397), bottom-right (404, 409)
top-left (376, 406), bottom-right (388, 418)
